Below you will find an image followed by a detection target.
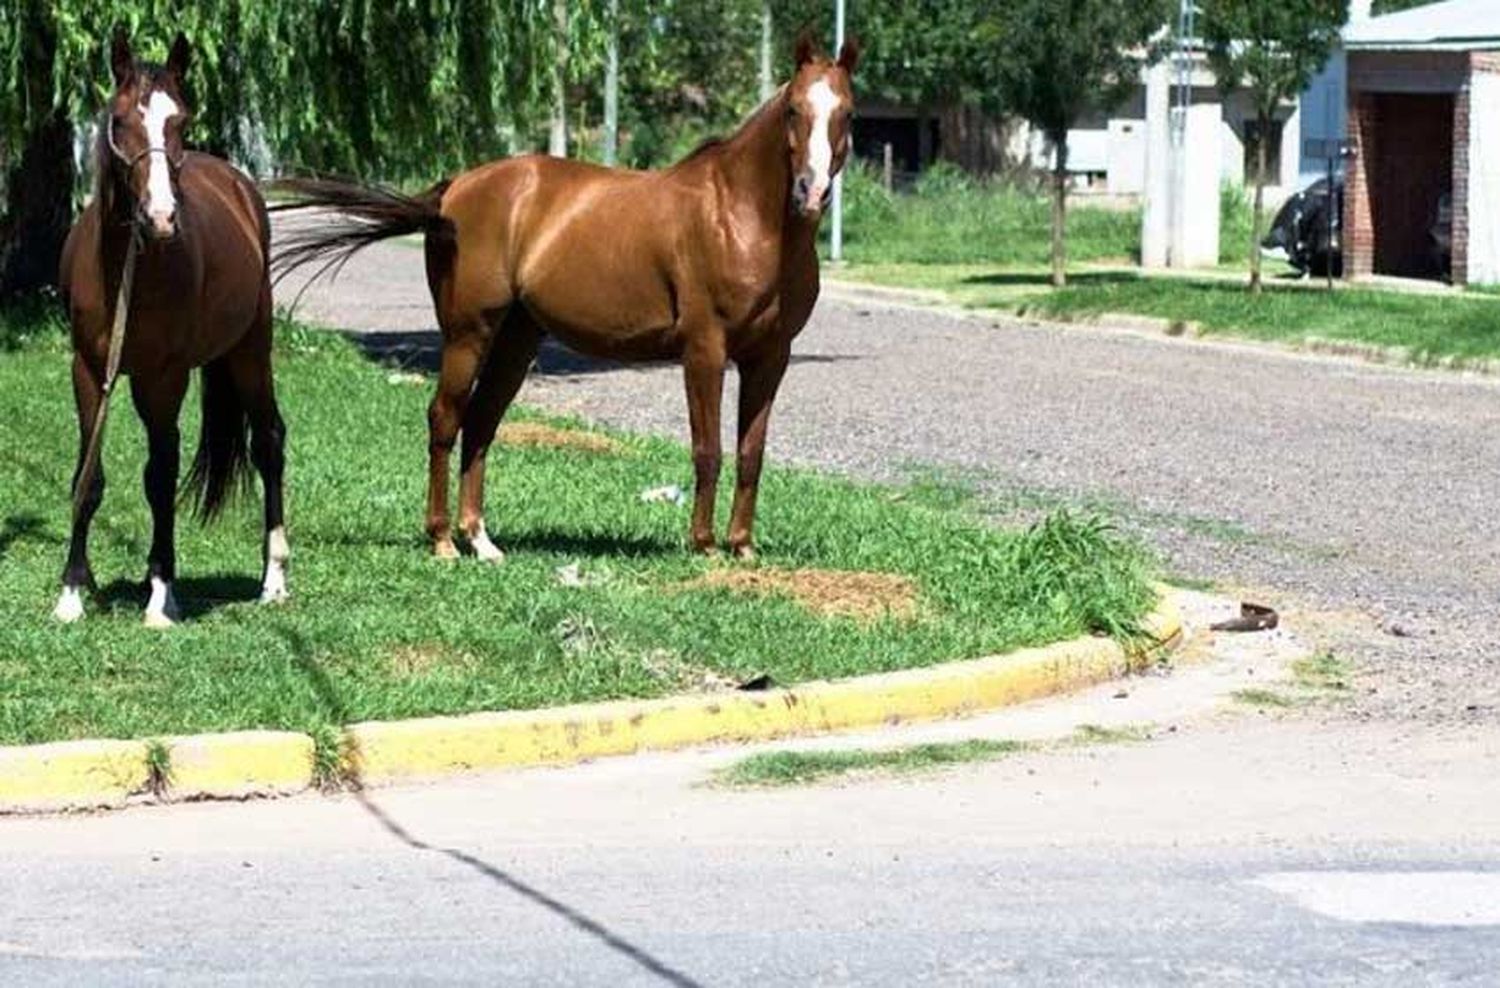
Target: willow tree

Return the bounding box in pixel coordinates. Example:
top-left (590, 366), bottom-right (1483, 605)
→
top-left (0, 0), bottom-right (582, 299)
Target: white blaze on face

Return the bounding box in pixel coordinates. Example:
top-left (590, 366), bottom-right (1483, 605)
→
top-left (801, 75), bottom-right (842, 210)
top-left (139, 90), bottom-right (180, 232)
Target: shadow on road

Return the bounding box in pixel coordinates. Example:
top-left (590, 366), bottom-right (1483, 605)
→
top-left (349, 329), bottom-right (863, 377)
top-left (274, 624), bottom-right (704, 988)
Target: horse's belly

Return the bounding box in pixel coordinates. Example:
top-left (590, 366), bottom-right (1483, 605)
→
top-left (519, 262), bottom-right (682, 361)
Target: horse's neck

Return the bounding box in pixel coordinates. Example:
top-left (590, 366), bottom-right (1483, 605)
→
top-left (716, 96), bottom-right (800, 239)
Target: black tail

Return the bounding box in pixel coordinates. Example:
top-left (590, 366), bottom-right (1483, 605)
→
top-left (269, 177), bottom-right (454, 288)
top-left (183, 359), bottom-right (253, 521)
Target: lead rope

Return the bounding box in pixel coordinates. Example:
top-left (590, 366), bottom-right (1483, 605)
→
top-left (71, 230), bottom-right (140, 522)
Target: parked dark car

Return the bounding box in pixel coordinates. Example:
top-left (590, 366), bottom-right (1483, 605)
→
top-left (1261, 176), bottom-right (1343, 278)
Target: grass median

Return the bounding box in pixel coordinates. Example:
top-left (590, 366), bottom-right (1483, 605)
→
top-left (0, 302), bottom-right (1156, 746)
top-left (834, 265), bottom-right (1500, 366)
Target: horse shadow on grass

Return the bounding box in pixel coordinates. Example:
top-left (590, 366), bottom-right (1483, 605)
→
top-left (272, 624), bottom-right (705, 988)
top-left (97, 573), bottom-right (262, 620)
top-left (0, 513), bottom-right (58, 561)
top-left (347, 330), bottom-right (862, 377)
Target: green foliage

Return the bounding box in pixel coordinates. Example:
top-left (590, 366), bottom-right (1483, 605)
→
top-left (836, 178), bottom-right (1139, 266)
top-left (1220, 182), bottom-right (1255, 264)
top-left (986, 0), bottom-right (1171, 145)
top-left (1200, 0), bottom-right (1349, 120)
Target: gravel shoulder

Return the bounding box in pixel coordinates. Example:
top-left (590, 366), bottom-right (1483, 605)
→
top-left (275, 225), bottom-right (1500, 723)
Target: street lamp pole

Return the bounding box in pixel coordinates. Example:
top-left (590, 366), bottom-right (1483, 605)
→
top-left (831, 0), bottom-right (846, 263)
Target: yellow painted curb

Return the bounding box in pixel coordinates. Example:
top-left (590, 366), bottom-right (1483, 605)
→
top-left (0, 739), bottom-right (151, 812)
top-left (346, 591), bottom-right (1184, 786)
top-left (165, 731), bottom-right (316, 800)
top-left (0, 591), bottom-right (1183, 811)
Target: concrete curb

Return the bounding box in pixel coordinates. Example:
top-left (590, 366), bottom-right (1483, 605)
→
top-left (0, 593), bottom-right (1182, 813)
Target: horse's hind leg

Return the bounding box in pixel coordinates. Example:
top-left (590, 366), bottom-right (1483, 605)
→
top-left (456, 309), bottom-right (541, 562)
top-left (54, 354), bottom-right (107, 622)
top-left (227, 292), bottom-right (289, 602)
top-left (426, 311), bottom-right (500, 558)
top-left (130, 369), bottom-right (190, 629)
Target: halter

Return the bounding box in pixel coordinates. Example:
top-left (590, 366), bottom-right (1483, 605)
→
top-left (106, 114), bottom-right (185, 173)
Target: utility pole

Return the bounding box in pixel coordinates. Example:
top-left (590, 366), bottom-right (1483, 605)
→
top-left (603, 0), bottom-right (619, 165)
top-left (1169, 0), bottom-right (1194, 265)
top-left (549, 0), bottom-right (569, 157)
top-left (760, 2), bottom-right (774, 102)
top-left (830, 0), bottom-right (846, 263)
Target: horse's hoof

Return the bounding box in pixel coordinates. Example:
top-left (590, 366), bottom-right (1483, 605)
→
top-left (432, 539), bottom-right (460, 561)
top-left (143, 577), bottom-right (180, 629)
top-left (731, 544), bottom-right (756, 563)
top-left (53, 587), bottom-right (86, 624)
top-left (260, 586), bottom-right (290, 605)
top-left (464, 526), bottom-right (507, 564)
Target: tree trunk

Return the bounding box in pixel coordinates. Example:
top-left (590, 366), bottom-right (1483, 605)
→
top-left (602, 0), bottom-right (619, 165)
top-left (759, 2), bottom-right (774, 102)
top-left (1051, 136), bottom-right (1069, 288)
top-left (0, 3), bottom-right (74, 300)
top-left (548, 0), bottom-right (569, 157)
top-left (1249, 111), bottom-right (1268, 295)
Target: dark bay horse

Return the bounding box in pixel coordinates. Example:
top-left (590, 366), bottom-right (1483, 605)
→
top-left (275, 35), bottom-right (858, 561)
top-left (55, 30), bottom-right (286, 627)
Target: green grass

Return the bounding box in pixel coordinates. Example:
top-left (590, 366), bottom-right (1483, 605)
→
top-left (715, 739), bottom-right (1030, 787)
top-left (716, 720), bottom-right (1159, 787)
top-left (1027, 277), bottom-right (1500, 365)
top-left (828, 163), bottom-right (1139, 267)
top-left (1231, 687), bottom-right (1298, 709)
top-left (0, 304), bottom-right (1156, 746)
top-left (836, 261), bottom-right (1500, 367)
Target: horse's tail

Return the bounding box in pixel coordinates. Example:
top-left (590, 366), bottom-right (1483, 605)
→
top-left (183, 358), bottom-right (253, 521)
top-left (268, 177), bottom-right (454, 287)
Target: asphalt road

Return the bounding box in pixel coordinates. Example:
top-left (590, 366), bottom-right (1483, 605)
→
top-left (5, 709), bottom-right (1500, 987)
top-left (278, 232), bottom-right (1500, 723)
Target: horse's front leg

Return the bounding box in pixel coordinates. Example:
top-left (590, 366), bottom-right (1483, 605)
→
top-left (726, 344), bottom-right (790, 560)
top-left (131, 371), bottom-right (189, 628)
top-left (683, 339), bottom-right (727, 553)
top-left (55, 354), bottom-right (107, 623)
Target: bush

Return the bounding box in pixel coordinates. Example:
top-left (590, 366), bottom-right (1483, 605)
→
top-left (1219, 182), bottom-right (1255, 265)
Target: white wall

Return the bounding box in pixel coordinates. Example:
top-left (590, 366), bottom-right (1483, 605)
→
top-left (1466, 72), bottom-right (1500, 285)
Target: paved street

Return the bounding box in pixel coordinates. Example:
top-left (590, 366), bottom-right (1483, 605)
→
top-left (5, 675), bottom-right (1500, 985)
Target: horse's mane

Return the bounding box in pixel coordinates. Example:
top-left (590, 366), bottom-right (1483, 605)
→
top-left (667, 87), bottom-right (787, 172)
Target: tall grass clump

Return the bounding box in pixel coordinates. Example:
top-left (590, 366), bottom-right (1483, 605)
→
top-left (1219, 182), bottom-right (1255, 265)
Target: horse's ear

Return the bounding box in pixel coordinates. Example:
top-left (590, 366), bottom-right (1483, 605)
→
top-left (837, 37), bottom-right (861, 76)
top-left (110, 25), bottom-right (134, 87)
top-left (794, 30), bottom-right (820, 68)
top-left (166, 32), bottom-right (192, 79)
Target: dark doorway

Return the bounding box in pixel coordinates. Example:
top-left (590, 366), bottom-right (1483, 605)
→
top-left (1370, 93), bottom-right (1454, 279)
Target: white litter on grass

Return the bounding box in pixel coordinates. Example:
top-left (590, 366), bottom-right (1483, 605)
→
top-left (554, 561), bottom-right (613, 588)
top-left (386, 371), bottom-right (427, 386)
top-left (640, 484), bottom-right (686, 506)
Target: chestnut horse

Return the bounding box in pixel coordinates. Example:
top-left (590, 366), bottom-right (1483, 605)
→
top-left (55, 31), bottom-right (286, 627)
top-left (274, 36), bottom-right (858, 561)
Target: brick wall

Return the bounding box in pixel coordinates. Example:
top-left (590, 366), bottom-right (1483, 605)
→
top-left (1344, 93), bottom-right (1377, 279)
top-left (1453, 80), bottom-right (1471, 285)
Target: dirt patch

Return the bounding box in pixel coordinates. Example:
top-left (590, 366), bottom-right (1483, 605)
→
top-left (692, 567), bottom-right (920, 622)
top-left (498, 422), bottom-right (623, 455)
top-left (386, 644), bottom-right (478, 678)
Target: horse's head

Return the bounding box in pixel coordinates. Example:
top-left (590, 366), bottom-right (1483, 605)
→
top-left (785, 33), bottom-right (860, 218)
top-left (105, 29), bottom-right (192, 241)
